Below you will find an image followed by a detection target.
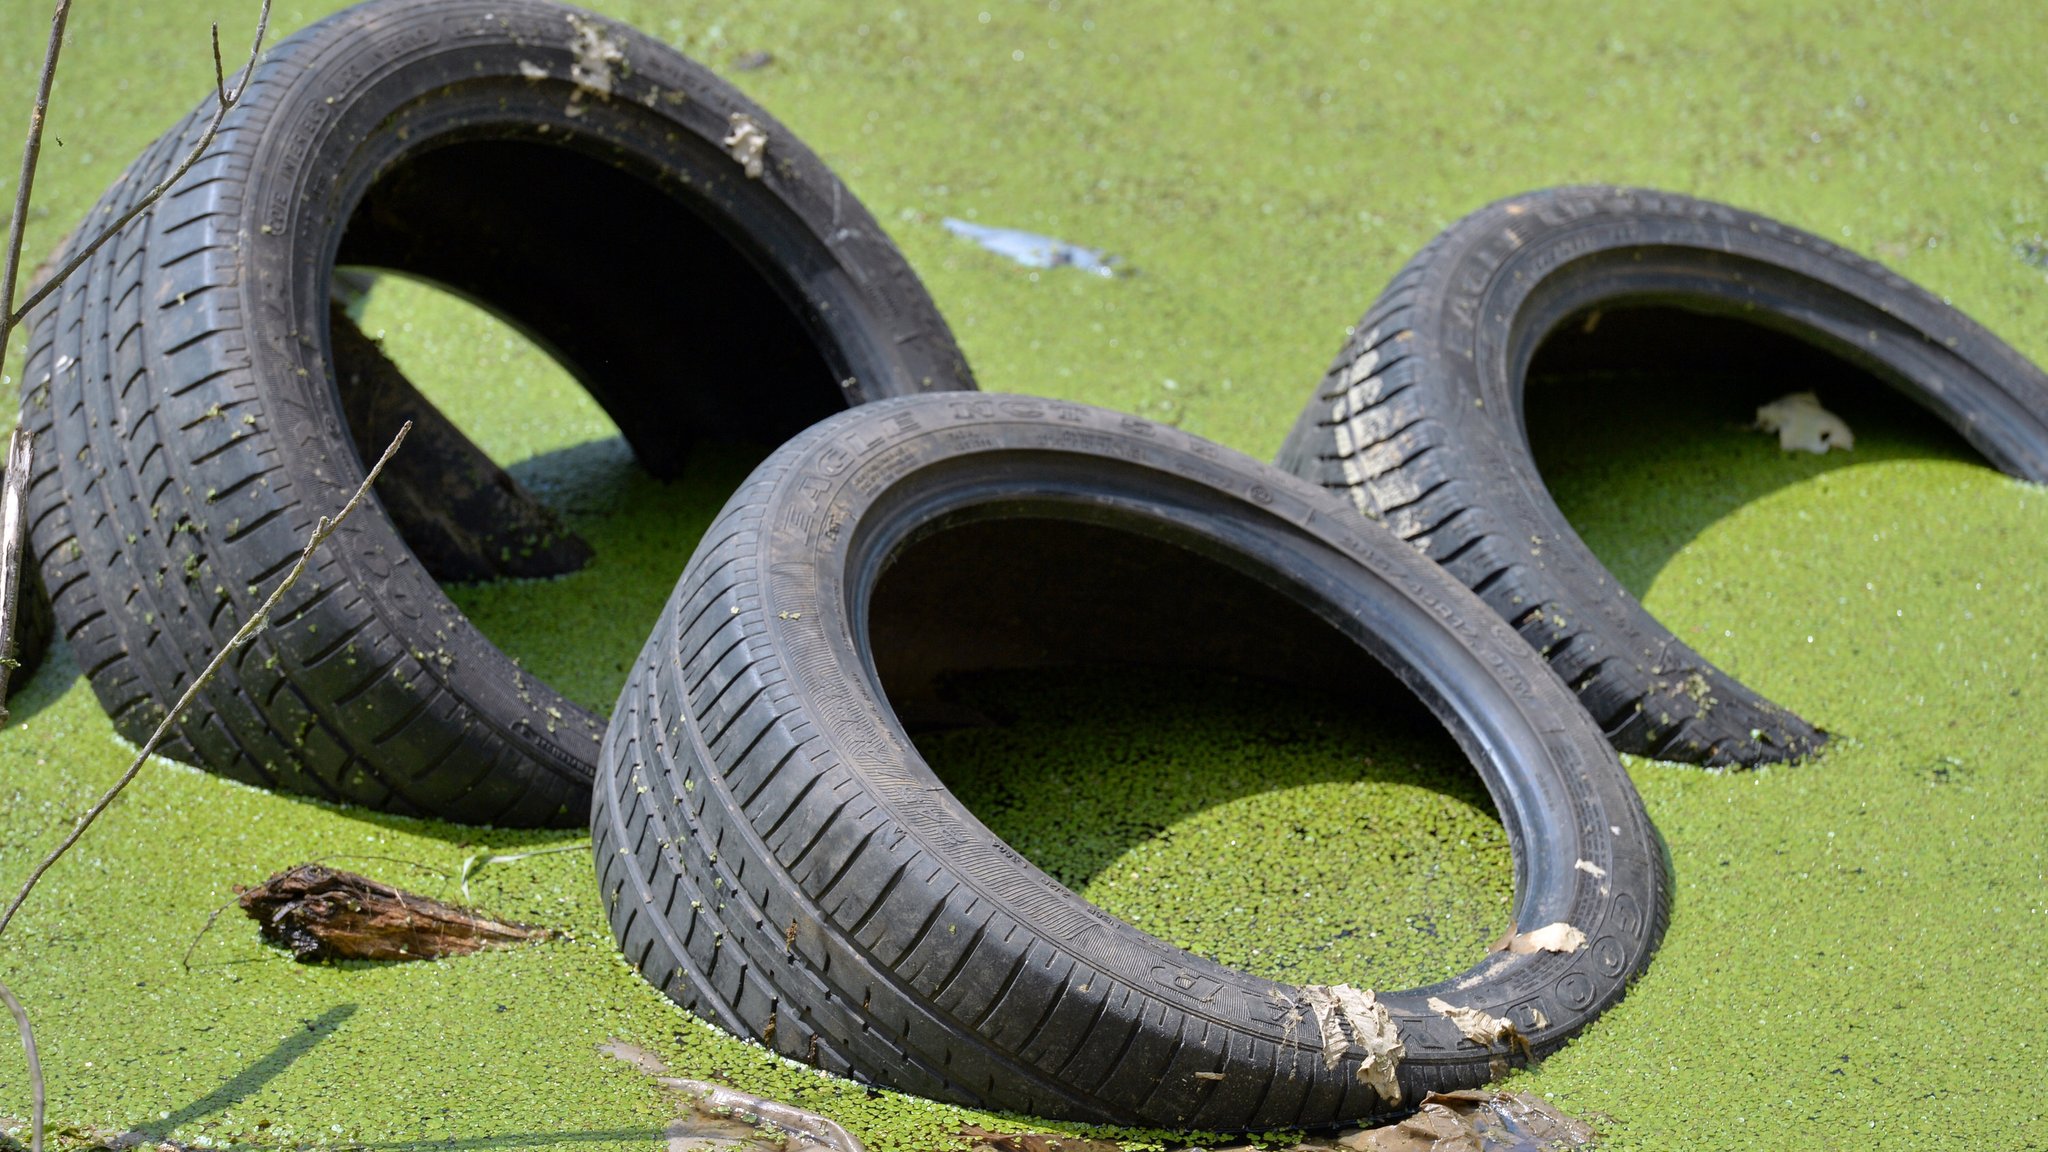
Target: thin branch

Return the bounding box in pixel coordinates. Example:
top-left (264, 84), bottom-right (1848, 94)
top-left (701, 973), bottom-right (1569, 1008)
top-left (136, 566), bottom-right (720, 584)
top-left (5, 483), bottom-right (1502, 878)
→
top-left (0, 35), bottom-right (77, 1135)
top-left (0, 979), bottom-right (43, 1152)
top-left (0, 422), bottom-right (408, 1152)
top-left (0, 0), bottom-right (74, 373)
top-left (210, 24), bottom-right (228, 108)
top-left (4, 0), bottom-right (272, 333)
top-left (459, 843), bottom-right (588, 902)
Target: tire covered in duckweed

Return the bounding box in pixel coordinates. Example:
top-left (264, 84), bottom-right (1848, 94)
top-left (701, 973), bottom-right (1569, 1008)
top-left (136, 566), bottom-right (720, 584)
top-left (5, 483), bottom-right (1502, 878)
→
top-left (594, 394), bottom-right (1667, 1129)
top-left (1277, 185), bottom-right (2048, 768)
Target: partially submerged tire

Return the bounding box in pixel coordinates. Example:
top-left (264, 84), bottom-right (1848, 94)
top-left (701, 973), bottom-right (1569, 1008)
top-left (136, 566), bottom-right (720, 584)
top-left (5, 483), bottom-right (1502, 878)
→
top-left (594, 395), bottom-right (1667, 1129)
top-left (20, 0), bottom-right (971, 825)
top-left (1277, 185), bottom-right (2048, 767)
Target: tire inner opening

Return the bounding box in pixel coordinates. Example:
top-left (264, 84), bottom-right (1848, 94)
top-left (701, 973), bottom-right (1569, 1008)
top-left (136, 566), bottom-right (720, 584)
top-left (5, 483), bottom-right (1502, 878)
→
top-left (326, 135), bottom-right (854, 714)
top-left (869, 516), bottom-right (1515, 990)
top-left (1526, 305), bottom-right (1986, 598)
top-left (336, 272), bottom-right (764, 716)
top-left (335, 137), bottom-right (843, 481)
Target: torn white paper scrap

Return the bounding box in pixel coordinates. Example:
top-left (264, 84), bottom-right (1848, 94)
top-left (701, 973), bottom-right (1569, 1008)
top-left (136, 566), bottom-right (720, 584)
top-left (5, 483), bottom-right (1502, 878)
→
top-left (1493, 921), bottom-right (1588, 954)
top-left (1298, 983), bottom-right (1405, 1105)
top-left (1755, 391), bottom-right (1855, 454)
top-left (724, 114), bottom-right (769, 179)
top-left (1426, 996), bottom-right (1517, 1047)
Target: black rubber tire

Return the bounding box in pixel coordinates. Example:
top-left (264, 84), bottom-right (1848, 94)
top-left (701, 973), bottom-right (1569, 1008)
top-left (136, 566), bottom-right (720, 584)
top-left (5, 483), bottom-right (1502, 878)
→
top-left (1276, 185), bottom-right (2048, 768)
top-left (593, 394), bottom-right (1667, 1130)
top-left (19, 0), bottom-right (972, 826)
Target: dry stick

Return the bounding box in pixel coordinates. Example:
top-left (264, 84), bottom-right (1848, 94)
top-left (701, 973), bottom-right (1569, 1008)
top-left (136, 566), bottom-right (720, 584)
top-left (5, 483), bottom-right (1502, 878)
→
top-left (0, 0), bottom-right (71, 365)
top-left (0, 422), bottom-right (410, 1152)
top-left (3, 0), bottom-right (273, 334)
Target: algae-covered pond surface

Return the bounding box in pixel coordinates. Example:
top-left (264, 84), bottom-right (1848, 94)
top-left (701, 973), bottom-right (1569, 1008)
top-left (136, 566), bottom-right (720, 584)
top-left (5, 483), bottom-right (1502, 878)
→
top-left (4, 2), bottom-right (2047, 1150)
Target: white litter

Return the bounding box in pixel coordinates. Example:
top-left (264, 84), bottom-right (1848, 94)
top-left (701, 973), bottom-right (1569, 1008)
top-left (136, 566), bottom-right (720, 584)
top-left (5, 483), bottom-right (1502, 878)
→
top-left (1755, 391), bottom-right (1855, 454)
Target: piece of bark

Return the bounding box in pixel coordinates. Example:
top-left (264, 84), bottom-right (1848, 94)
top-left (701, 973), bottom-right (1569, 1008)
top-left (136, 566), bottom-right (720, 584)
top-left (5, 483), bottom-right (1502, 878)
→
top-left (329, 303), bottom-right (595, 582)
top-left (237, 864), bottom-right (551, 962)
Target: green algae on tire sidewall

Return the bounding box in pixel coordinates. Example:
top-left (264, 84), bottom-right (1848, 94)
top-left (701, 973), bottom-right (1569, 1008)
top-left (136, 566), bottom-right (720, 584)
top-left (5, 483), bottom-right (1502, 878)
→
top-left (19, 0), bottom-right (974, 826)
top-left (1275, 185), bottom-right (2048, 768)
top-left (594, 395), bottom-right (1668, 1130)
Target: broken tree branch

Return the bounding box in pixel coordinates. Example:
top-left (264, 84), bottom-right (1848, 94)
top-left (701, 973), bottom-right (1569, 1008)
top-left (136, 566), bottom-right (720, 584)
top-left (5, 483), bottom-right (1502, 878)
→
top-left (0, 422), bottom-right (409, 1152)
top-left (3, 0), bottom-right (273, 334)
top-left (237, 864), bottom-right (553, 962)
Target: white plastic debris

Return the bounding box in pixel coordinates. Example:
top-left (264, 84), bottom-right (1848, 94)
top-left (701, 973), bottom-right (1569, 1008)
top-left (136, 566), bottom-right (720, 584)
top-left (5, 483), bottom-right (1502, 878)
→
top-left (724, 114), bottom-right (769, 179)
top-left (941, 218), bottom-right (1120, 277)
top-left (1755, 391), bottom-right (1855, 454)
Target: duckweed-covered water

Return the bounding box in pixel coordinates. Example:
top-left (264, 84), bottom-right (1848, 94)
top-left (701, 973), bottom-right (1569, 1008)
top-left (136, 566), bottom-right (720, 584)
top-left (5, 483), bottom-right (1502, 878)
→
top-left (4, 2), bottom-right (2046, 1149)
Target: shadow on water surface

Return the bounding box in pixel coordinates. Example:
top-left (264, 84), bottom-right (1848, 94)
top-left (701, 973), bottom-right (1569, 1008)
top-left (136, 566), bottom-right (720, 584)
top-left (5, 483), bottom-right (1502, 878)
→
top-left (138, 1004), bottom-right (358, 1140)
top-left (1525, 306), bottom-right (1991, 598)
top-left (441, 435), bottom-right (768, 717)
top-left (2, 634), bottom-right (81, 728)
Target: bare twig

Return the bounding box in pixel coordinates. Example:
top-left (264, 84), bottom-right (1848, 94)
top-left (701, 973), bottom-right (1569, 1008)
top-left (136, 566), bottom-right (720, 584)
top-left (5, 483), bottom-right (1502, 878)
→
top-left (0, 0), bottom-right (72, 371)
top-left (0, 980), bottom-right (43, 1152)
top-left (3, 0), bottom-right (273, 334)
top-left (0, 422), bottom-right (409, 1152)
top-left (0, 12), bottom-right (79, 1148)
top-left (0, 0), bottom-right (272, 699)
top-left (458, 842), bottom-right (588, 901)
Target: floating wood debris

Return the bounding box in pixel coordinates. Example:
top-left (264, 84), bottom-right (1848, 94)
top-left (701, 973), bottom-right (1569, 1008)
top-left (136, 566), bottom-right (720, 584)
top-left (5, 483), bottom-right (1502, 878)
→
top-left (237, 864), bottom-right (552, 962)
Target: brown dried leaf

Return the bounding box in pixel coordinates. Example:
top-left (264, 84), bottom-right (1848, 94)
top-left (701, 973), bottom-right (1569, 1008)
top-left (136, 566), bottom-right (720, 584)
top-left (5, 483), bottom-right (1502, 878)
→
top-left (1297, 984), bottom-right (1405, 1105)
